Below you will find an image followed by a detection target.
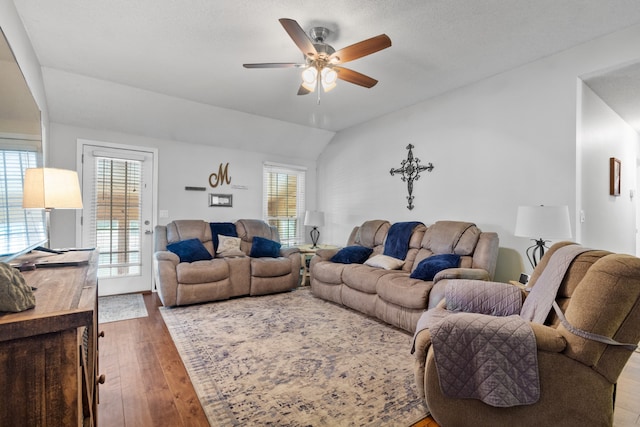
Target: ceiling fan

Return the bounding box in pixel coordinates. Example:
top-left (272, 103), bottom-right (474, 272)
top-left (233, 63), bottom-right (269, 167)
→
top-left (243, 18), bottom-right (391, 98)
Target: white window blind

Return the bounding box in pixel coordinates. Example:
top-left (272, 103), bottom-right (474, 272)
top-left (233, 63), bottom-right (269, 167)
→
top-left (263, 163), bottom-right (306, 246)
top-left (0, 149), bottom-right (45, 256)
top-left (87, 155), bottom-right (143, 278)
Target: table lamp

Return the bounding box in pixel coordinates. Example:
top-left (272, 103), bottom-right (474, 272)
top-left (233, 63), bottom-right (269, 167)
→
top-left (304, 210), bottom-right (324, 248)
top-left (22, 168), bottom-right (83, 250)
top-left (515, 205), bottom-right (571, 269)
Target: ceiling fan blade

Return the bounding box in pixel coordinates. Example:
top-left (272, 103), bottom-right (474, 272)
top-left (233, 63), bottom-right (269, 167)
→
top-left (329, 34), bottom-right (391, 64)
top-left (243, 63), bottom-right (305, 69)
top-left (297, 85), bottom-right (311, 95)
top-left (333, 66), bottom-right (378, 88)
top-left (279, 18), bottom-right (318, 59)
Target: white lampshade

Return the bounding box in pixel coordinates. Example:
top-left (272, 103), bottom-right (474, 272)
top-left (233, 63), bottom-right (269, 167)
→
top-left (321, 67), bottom-right (337, 92)
top-left (23, 168), bottom-right (83, 210)
top-left (304, 210), bottom-right (325, 227)
top-left (301, 67), bottom-right (318, 92)
top-left (515, 205), bottom-right (571, 239)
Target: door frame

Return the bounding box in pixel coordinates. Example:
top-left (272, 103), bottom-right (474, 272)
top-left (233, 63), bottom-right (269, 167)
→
top-left (75, 138), bottom-right (159, 291)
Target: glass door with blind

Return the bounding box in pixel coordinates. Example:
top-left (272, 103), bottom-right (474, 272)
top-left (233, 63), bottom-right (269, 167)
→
top-left (80, 143), bottom-right (155, 296)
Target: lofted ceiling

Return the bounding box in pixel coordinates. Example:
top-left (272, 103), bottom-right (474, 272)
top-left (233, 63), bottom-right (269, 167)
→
top-left (10, 0), bottom-right (640, 159)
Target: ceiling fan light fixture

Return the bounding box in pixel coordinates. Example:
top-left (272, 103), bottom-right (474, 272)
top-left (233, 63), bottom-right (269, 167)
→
top-left (322, 67), bottom-right (337, 84)
top-left (321, 67), bottom-right (338, 92)
top-left (301, 67), bottom-right (318, 92)
top-left (302, 67), bottom-right (317, 83)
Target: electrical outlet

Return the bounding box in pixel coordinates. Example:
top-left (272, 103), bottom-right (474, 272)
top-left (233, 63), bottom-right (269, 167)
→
top-left (580, 210), bottom-right (585, 223)
top-left (160, 210), bottom-right (169, 218)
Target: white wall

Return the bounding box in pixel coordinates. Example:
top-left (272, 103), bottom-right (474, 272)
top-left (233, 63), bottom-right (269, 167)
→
top-left (578, 83), bottom-right (639, 254)
top-left (49, 123), bottom-right (318, 249)
top-left (318, 23), bottom-right (640, 282)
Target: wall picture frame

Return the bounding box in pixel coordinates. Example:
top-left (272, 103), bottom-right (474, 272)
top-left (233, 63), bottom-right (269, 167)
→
top-left (610, 157), bottom-right (621, 196)
top-left (209, 193), bottom-right (233, 207)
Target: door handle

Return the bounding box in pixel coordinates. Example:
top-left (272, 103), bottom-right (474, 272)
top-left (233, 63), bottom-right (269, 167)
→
top-left (145, 230), bottom-right (153, 235)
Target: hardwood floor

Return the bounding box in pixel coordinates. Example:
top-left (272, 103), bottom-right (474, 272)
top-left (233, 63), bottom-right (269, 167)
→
top-left (98, 292), bottom-right (209, 427)
top-left (98, 293), bottom-right (640, 427)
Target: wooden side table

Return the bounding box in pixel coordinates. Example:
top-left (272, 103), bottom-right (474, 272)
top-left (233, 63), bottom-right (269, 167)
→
top-left (297, 244), bottom-right (338, 286)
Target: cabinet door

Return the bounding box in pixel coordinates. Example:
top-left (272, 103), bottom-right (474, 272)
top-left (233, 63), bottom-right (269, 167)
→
top-left (0, 330), bottom-right (80, 426)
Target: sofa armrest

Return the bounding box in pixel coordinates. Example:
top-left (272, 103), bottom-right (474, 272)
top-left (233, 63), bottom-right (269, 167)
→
top-left (155, 250), bottom-right (179, 264)
top-left (530, 323), bottom-right (567, 353)
top-left (280, 246), bottom-right (300, 257)
top-left (413, 328), bottom-right (432, 399)
top-left (314, 248), bottom-right (340, 261)
top-left (433, 267), bottom-right (490, 284)
top-left (153, 251), bottom-right (180, 306)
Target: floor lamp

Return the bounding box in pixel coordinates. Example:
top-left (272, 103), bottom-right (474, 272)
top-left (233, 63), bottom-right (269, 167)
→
top-left (304, 211), bottom-right (324, 248)
top-left (515, 205), bottom-right (572, 269)
top-left (22, 168), bottom-right (84, 251)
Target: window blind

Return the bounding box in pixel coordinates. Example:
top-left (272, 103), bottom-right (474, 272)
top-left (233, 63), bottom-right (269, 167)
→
top-left (262, 163), bottom-right (306, 246)
top-left (0, 149), bottom-right (45, 256)
top-left (87, 155), bottom-right (143, 278)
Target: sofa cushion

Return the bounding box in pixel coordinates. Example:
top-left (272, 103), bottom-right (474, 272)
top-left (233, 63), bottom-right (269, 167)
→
top-left (312, 261), bottom-right (347, 284)
top-left (166, 220), bottom-right (211, 244)
top-left (330, 246), bottom-right (373, 264)
top-left (167, 238), bottom-right (213, 263)
top-left (376, 273), bottom-right (434, 309)
top-left (410, 254), bottom-right (461, 281)
top-left (353, 220), bottom-right (390, 248)
top-left (343, 264), bottom-right (397, 294)
top-left (176, 259), bottom-right (229, 284)
top-left (422, 221), bottom-right (480, 255)
top-left (249, 236), bottom-right (281, 258)
top-left (251, 257), bottom-right (291, 277)
top-left (364, 254), bottom-right (405, 270)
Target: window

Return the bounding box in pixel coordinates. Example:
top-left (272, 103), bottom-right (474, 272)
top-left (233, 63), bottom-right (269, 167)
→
top-left (0, 148), bottom-right (46, 257)
top-left (263, 163), bottom-right (306, 246)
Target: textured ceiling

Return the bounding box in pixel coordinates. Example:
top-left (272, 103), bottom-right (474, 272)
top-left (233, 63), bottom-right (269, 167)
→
top-left (10, 0), bottom-right (640, 158)
top-left (583, 61), bottom-right (640, 132)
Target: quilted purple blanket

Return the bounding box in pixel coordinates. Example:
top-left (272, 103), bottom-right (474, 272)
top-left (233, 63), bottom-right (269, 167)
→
top-left (430, 312), bottom-right (539, 407)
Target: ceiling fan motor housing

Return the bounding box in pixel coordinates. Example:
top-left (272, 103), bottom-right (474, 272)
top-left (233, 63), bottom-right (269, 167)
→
top-left (309, 27), bottom-right (330, 43)
top-left (307, 27), bottom-right (336, 64)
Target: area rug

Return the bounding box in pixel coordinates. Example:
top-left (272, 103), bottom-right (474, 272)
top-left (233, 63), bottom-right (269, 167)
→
top-left (98, 293), bottom-right (148, 323)
top-left (160, 288), bottom-right (429, 426)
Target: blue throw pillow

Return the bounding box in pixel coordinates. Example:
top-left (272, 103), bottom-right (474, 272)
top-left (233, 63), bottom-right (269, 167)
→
top-left (166, 238), bottom-right (213, 263)
top-left (410, 254), bottom-right (461, 281)
top-left (249, 236), bottom-right (282, 258)
top-left (330, 246), bottom-right (373, 264)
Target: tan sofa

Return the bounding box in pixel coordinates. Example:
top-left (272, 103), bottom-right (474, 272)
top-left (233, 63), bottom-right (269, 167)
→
top-left (309, 220), bottom-right (499, 333)
top-left (413, 242), bottom-right (640, 426)
top-left (153, 219), bottom-right (300, 307)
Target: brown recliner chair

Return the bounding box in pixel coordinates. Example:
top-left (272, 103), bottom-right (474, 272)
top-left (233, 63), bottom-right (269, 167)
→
top-left (413, 242), bottom-right (640, 427)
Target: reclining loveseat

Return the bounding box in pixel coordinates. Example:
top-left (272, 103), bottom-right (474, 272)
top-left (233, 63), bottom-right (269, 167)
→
top-left (153, 219), bottom-right (300, 307)
top-left (309, 219), bottom-right (499, 333)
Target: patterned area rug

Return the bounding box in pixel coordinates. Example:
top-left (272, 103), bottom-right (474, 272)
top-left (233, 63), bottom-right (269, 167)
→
top-left (98, 293), bottom-right (148, 323)
top-left (160, 288), bottom-right (428, 426)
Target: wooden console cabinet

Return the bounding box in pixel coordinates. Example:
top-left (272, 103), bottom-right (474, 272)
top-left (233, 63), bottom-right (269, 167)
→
top-left (0, 251), bottom-right (101, 427)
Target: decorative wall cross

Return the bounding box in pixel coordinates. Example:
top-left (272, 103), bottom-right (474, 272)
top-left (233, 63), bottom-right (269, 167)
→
top-left (389, 144), bottom-right (434, 210)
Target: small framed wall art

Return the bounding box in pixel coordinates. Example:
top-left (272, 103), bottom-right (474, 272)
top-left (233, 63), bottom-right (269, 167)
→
top-left (609, 157), bottom-right (621, 196)
top-left (209, 193), bottom-right (233, 207)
